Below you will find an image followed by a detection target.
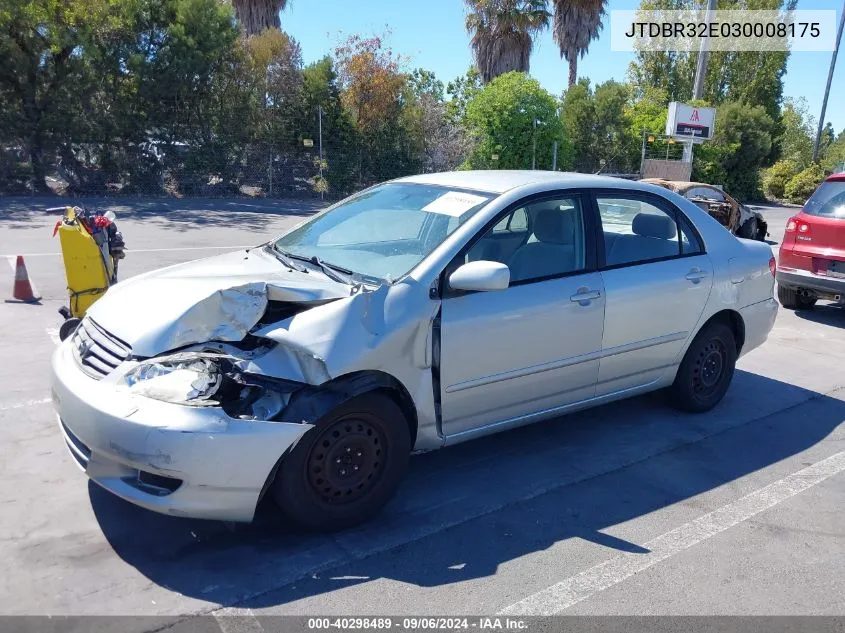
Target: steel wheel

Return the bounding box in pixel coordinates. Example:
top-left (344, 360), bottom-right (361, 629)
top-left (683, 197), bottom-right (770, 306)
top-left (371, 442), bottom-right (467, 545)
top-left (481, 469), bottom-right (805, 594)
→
top-left (669, 321), bottom-right (737, 413)
top-left (306, 416), bottom-right (386, 506)
top-left (272, 392), bottom-right (411, 531)
top-left (692, 339), bottom-right (726, 398)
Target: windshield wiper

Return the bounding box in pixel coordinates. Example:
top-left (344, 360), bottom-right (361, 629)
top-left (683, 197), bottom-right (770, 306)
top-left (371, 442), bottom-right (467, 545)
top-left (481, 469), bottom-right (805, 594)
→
top-left (307, 256), bottom-right (356, 285)
top-left (267, 245), bottom-right (308, 272)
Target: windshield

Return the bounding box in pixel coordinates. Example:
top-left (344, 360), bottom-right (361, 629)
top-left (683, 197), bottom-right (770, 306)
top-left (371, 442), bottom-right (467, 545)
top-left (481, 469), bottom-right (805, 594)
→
top-left (273, 183), bottom-right (493, 282)
top-left (803, 180), bottom-right (845, 218)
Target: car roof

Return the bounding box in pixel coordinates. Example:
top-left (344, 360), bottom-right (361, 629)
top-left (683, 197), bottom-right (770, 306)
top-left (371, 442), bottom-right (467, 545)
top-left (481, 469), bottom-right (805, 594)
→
top-left (394, 170), bottom-right (640, 194)
top-left (825, 172), bottom-right (845, 182)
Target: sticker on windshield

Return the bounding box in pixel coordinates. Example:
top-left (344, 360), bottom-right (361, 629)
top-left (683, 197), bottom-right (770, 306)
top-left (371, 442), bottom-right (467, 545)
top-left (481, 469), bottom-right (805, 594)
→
top-left (421, 191), bottom-right (488, 217)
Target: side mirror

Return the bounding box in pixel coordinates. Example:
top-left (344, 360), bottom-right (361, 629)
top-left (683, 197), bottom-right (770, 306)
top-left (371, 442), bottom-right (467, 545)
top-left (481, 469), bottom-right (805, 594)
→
top-left (449, 260), bottom-right (510, 292)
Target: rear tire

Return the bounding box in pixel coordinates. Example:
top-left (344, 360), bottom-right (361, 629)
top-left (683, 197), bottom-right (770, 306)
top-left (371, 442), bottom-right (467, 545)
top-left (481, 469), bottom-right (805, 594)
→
top-left (669, 322), bottom-right (737, 413)
top-left (737, 217), bottom-right (757, 239)
top-left (777, 285), bottom-right (816, 310)
top-left (272, 392), bottom-right (411, 532)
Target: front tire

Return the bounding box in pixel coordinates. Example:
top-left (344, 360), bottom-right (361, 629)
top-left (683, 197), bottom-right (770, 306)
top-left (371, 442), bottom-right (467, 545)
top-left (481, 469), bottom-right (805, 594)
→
top-left (669, 322), bottom-right (737, 413)
top-left (272, 392), bottom-right (411, 531)
top-left (777, 285), bottom-right (816, 310)
top-left (59, 317), bottom-right (81, 341)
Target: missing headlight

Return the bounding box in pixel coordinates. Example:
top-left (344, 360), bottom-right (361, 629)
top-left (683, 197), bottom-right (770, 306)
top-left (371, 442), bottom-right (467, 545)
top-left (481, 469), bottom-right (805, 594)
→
top-left (216, 370), bottom-right (304, 421)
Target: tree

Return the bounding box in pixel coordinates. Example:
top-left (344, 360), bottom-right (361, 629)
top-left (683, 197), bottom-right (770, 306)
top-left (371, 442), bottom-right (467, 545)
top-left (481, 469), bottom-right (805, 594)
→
top-left (628, 0), bottom-right (794, 121)
top-left (0, 0), bottom-right (130, 190)
top-left (560, 79), bottom-right (640, 174)
top-left (784, 163), bottom-right (825, 204)
top-left (820, 129), bottom-right (845, 174)
top-left (300, 56), bottom-right (358, 196)
top-left (777, 97), bottom-right (815, 168)
top-left (693, 101), bottom-right (774, 201)
top-left (334, 35), bottom-right (420, 185)
top-left (446, 67), bottom-right (483, 124)
top-left (465, 0), bottom-right (550, 83)
top-left (463, 71), bottom-right (565, 170)
top-left (231, 0), bottom-right (286, 35)
top-left (551, 0), bottom-right (606, 87)
top-left (409, 68), bottom-right (445, 102)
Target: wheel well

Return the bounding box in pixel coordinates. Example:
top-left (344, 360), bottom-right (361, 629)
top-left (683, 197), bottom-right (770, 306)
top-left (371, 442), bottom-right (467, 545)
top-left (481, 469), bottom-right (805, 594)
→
top-left (318, 370), bottom-right (418, 450)
top-left (257, 370), bottom-right (418, 506)
top-left (703, 309), bottom-right (745, 355)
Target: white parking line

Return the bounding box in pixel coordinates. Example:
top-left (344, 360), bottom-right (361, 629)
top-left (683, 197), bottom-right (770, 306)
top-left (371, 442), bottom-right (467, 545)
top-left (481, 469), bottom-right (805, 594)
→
top-left (499, 449), bottom-right (845, 616)
top-left (0, 245), bottom-right (253, 258)
top-left (0, 398), bottom-right (51, 412)
top-left (213, 607), bottom-right (265, 633)
top-left (46, 328), bottom-right (60, 345)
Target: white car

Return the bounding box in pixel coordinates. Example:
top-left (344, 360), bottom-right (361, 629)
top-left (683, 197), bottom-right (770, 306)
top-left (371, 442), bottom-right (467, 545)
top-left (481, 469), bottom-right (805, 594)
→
top-left (52, 171), bottom-right (778, 530)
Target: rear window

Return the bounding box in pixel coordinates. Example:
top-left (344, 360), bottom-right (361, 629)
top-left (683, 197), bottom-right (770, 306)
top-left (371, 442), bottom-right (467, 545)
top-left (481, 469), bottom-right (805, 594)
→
top-left (804, 180), bottom-right (845, 218)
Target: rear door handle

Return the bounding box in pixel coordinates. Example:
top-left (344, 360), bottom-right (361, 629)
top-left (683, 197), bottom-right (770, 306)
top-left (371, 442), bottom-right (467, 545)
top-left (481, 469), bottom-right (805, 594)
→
top-left (685, 268), bottom-right (709, 283)
top-left (570, 288), bottom-right (601, 303)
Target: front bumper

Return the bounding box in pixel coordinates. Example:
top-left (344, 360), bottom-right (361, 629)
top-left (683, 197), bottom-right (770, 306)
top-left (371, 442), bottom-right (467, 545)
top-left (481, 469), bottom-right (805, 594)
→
top-left (50, 340), bottom-right (312, 522)
top-left (776, 268), bottom-right (845, 300)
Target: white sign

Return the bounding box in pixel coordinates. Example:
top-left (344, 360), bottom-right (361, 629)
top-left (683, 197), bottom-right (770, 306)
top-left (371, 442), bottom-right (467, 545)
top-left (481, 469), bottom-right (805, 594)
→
top-left (421, 191), bottom-right (489, 217)
top-left (666, 102), bottom-right (715, 140)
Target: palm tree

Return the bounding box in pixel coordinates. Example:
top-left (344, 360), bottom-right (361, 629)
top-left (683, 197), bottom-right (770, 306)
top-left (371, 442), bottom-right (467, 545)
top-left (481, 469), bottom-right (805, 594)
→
top-left (231, 0), bottom-right (287, 35)
top-left (465, 0), bottom-right (550, 83)
top-left (551, 0), bottom-right (606, 87)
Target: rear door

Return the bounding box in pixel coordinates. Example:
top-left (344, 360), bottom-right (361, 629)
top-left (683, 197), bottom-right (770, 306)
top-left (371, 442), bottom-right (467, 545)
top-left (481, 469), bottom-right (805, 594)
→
top-left (594, 190), bottom-right (713, 395)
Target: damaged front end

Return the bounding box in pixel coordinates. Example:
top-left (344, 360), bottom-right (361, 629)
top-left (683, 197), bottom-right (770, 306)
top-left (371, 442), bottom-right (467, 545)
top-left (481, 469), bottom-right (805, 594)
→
top-left (119, 343), bottom-right (320, 424)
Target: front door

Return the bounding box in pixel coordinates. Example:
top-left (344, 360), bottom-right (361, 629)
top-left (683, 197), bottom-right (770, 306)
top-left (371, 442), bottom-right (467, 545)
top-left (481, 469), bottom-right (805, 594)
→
top-left (438, 193), bottom-right (605, 439)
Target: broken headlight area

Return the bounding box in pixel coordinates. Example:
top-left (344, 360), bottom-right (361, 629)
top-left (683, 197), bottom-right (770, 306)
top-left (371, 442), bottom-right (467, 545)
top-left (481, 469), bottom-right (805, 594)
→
top-left (119, 351), bottom-right (308, 422)
top-left (217, 370), bottom-right (305, 421)
top-left (119, 353), bottom-right (223, 406)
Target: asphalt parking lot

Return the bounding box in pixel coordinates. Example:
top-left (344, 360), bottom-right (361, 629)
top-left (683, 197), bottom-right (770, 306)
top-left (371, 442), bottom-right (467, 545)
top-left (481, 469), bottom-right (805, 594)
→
top-left (1, 197), bottom-right (844, 626)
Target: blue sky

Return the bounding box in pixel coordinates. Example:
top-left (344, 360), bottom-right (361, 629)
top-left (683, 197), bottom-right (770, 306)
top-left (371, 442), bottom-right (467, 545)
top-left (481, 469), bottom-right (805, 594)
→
top-left (282, 0), bottom-right (844, 135)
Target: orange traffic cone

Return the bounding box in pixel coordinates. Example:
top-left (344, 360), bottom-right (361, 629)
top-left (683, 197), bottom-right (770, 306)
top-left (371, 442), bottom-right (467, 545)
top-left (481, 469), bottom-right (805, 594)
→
top-left (11, 256), bottom-right (40, 303)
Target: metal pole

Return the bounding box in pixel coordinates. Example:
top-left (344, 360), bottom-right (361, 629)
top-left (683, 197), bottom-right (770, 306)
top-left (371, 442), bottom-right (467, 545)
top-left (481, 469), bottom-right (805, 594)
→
top-left (813, 2), bottom-right (845, 162)
top-left (640, 129), bottom-right (647, 177)
top-left (532, 118), bottom-right (537, 170)
top-left (318, 105), bottom-right (324, 200)
top-left (692, 0), bottom-right (717, 100)
top-left (552, 141), bottom-right (558, 170)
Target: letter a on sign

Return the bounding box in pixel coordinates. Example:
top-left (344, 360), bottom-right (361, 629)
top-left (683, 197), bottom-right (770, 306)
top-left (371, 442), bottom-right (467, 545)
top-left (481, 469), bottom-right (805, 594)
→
top-left (691, 109), bottom-right (700, 122)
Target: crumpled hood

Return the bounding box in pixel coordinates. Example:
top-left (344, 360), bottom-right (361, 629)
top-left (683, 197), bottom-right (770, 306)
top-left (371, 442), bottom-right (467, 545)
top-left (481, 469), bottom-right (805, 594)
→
top-left (86, 248), bottom-right (349, 357)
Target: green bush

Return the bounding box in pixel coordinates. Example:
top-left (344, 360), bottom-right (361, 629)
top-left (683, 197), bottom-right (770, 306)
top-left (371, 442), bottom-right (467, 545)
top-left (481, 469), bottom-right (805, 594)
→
top-left (784, 163), bottom-right (825, 205)
top-left (763, 159), bottom-right (800, 200)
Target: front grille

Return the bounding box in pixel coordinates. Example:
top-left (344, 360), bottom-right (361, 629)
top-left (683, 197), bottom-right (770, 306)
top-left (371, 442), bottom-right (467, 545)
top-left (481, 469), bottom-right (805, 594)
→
top-left (72, 318), bottom-right (131, 379)
top-left (60, 418), bottom-right (91, 470)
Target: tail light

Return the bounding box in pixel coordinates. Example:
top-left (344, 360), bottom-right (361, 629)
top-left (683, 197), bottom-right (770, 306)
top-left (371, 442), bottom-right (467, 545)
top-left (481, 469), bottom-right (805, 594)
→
top-left (769, 256), bottom-right (776, 277)
top-left (785, 216), bottom-right (811, 234)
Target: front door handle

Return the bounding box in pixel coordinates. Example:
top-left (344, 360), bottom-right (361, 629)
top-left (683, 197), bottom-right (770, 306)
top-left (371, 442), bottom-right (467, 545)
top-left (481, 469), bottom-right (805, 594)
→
top-left (685, 268), bottom-right (709, 283)
top-left (570, 287), bottom-right (601, 304)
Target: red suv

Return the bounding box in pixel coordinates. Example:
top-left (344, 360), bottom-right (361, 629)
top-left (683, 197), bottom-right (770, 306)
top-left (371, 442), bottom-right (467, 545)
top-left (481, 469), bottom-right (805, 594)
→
top-left (777, 172), bottom-right (845, 309)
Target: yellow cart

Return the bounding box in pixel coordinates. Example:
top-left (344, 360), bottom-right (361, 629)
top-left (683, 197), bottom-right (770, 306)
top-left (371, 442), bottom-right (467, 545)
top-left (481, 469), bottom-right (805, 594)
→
top-left (52, 206), bottom-right (125, 340)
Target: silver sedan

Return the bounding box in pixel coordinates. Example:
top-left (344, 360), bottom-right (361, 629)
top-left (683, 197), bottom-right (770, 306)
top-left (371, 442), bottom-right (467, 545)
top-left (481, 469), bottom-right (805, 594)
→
top-left (51, 171), bottom-right (778, 530)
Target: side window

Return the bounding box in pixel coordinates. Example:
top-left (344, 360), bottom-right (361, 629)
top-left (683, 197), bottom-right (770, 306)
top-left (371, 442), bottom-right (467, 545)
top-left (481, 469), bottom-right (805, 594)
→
top-left (678, 216), bottom-right (703, 255)
top-left (598, 196), bottom-right (684, 267)
top-left (458, 196), bottom-right (586, 286)
top-left (492, 207), bottom-right (528, 234)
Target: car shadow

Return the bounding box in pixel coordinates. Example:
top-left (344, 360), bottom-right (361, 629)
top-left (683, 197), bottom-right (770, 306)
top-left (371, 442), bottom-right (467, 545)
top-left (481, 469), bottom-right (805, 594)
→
top-left (90, 370), bottom-right (845, 610)
top-left (793, 303), bottom-right (845, 328)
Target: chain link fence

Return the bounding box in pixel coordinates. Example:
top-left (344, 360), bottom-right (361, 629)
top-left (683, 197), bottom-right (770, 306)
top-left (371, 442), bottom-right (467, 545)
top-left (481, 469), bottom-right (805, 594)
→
top-left (0, 141), bottom-right (367, 201)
